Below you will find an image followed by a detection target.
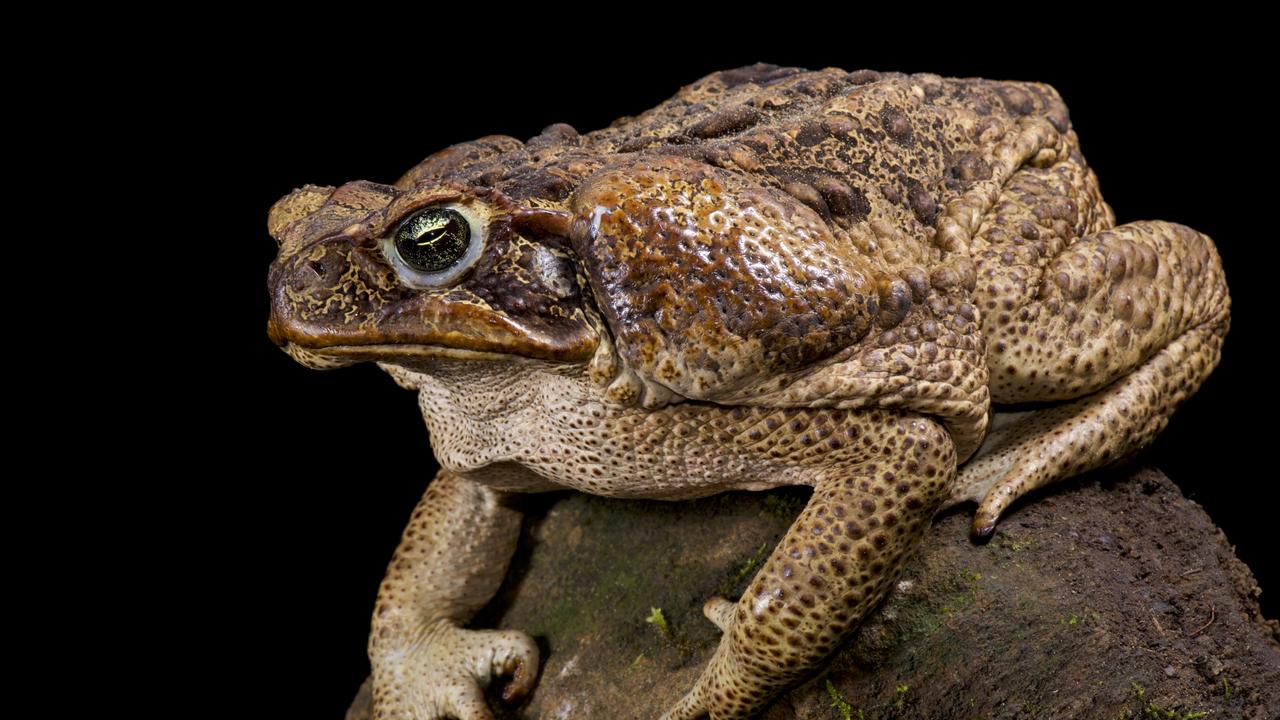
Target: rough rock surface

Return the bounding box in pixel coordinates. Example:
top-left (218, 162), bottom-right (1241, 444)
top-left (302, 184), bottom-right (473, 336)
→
top-left (347, 466), bottom-right (1279, 719)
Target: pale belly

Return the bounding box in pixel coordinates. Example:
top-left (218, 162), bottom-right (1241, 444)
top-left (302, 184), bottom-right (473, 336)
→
top-left (413, 360), bottom-right (954, 502)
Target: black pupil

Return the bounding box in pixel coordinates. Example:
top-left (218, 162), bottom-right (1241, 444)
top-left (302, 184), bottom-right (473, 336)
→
top-left (394, 208), bottom-right (470, 273)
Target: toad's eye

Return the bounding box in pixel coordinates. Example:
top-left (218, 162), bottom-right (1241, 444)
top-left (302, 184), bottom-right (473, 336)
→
top-left (395, 208), bottom-right (469, 271)
top-left (384, 204), bottom-right (486, 288)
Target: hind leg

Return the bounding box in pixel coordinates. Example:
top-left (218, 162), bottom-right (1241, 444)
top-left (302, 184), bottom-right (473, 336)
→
top-left (956, 220), bottom-right (1229, 535)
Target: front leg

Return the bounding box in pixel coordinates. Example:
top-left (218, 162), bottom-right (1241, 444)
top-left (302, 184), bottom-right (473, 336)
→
top-left (663, 413), bottom-right (955, 720)
top-left (369, 470), bottom-right (538, 720)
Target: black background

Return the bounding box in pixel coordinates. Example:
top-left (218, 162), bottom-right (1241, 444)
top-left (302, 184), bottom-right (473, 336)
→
top-left (206, 28), bottom-right (1274, 719)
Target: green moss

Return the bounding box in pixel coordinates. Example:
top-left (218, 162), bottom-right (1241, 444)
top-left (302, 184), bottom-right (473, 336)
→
top-left (824, 679), bottom-right (863, 720)
top-left (645, 607), bottom-right (671, 640)
top-left (893, 568), bottom-right (991, 643)
top-left (993, 531), bottom-right (1035, 552)
top-left (933, 568), bottom-right (988, 619)
top-left (1058, 607), bottom-right (1102, 629)
top-left (517, 513), bottom-right (673, 642)
top-left (1142, 705), bottom-right (1210, 719)
top-left (534, 587), bottom-right (605, 640)
top-left (894, 683), bottom-right (909, 711)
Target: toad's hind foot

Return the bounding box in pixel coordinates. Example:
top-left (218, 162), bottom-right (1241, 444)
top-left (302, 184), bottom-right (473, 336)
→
top-left (957, 321), bottom-right (1225, 538)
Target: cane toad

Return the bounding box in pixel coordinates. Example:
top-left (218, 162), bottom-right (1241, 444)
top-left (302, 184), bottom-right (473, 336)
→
top-left (266, 64), bottom-right (1230, 719)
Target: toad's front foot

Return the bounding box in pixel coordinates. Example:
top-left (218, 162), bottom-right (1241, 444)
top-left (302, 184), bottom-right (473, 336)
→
top-left (371, 620), bottom-right (539, 720)
top-left (367, 471), bottom-right (532, 718)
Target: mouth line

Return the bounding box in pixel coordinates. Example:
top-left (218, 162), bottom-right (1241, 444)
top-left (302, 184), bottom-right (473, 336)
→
top-left (284, 341), bottom-right (574, 363)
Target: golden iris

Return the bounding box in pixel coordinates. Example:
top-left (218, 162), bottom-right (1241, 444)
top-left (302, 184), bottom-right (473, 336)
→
top-left (394, 208), bottom-right (471, 273)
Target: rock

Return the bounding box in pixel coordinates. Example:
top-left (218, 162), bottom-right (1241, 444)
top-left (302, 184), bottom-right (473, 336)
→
top-left (347, 467), bottom-right (1280, 719)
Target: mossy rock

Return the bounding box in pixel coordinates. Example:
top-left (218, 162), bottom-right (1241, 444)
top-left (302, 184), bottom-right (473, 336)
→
top-left (347, 467), bottom-right (1279, 719)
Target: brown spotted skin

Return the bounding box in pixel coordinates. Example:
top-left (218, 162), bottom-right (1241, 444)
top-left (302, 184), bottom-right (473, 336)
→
top-left (265, 64), bottom-right (1231, 719)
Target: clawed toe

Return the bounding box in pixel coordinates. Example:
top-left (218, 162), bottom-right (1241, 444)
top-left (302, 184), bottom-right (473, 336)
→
top-left (702, 596), bottom-right (735, 633)
top-left (972, 479), bottom-right (1019, 538)
top-left (485, 629), bottom-right (539, 702)
top-left (371, 624), bottom-right (539, 720)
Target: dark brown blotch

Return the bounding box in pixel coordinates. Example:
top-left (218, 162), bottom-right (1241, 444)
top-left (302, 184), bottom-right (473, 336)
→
top-left (783, 181), bottom-right (830, 219)
top-left (814, 176), bottom-right (869, 221)
top-left (998, 85), bottom-right (1036, 115)
top-left (687, 104), bottom-right (762, 139)
top-left (529, 122), bottom-right (579, 145)
top-left (880, 106), bottom-right (914, 144)
top-left (718, 63), bottom-right (802, 88)
top-left (847, 69), bottom-right (881, 86)
top-left (794, 120), bottom-right (830, 146)
top-left (908, 181), bottom-right (939, 224)
top-left (822, 113), bottom-right (855, 137)
top-left (944, 152), bottom-right (993, 191)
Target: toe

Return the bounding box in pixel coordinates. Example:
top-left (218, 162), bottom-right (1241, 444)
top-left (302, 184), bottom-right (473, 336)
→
top-left (972, 479), bottom-right (1018, 538)
top-left (485, 629), bottom-right (540, 702)
top-left (702, 596), bottom-right (735, 633)
top-left (371, 623), bottom-right (540, 720)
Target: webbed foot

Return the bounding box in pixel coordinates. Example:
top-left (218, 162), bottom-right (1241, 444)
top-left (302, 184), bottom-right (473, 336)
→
top-left (371, 621), bottom-right (539, 720)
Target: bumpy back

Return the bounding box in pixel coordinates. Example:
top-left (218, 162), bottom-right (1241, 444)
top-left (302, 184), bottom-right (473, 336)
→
top-left (394, 64), bottom-right (1071, 411)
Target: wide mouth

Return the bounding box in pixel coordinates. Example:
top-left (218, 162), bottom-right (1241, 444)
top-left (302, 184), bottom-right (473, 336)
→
top-left (268, 297), bottom-right (600, 364)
